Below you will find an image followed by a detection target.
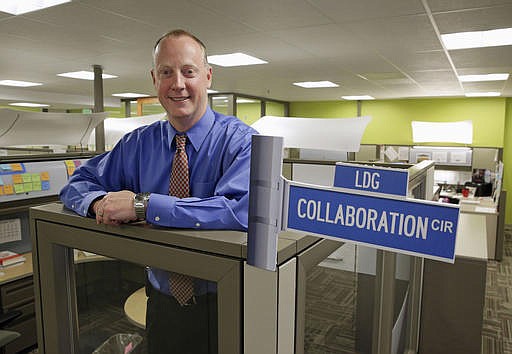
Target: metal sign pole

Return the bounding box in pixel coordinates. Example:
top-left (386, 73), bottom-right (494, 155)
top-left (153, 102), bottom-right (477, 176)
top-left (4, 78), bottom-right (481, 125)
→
top-left (247, 135), bottom-right (284, 271)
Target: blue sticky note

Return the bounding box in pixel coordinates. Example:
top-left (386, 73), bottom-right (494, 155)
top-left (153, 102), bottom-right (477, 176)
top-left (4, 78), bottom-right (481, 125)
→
top-left (0, 164), bottom-right (11, 171)
top-left (0, 176), bottom-right (3, 186)
top-left (41, 181), bottom-right (51, 191)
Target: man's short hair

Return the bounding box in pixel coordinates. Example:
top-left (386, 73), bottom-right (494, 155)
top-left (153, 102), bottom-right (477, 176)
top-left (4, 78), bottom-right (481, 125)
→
top-left (153, 29), bottom-right (208, 65)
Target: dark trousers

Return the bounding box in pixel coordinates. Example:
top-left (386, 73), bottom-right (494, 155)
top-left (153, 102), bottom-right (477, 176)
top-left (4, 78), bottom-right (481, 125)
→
top-left (145, 284), bottom-right (218, 354)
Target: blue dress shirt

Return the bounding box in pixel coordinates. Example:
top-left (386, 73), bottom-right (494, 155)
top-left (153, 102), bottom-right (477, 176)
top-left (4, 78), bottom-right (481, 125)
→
top-left (60, 106), bottom-right (257, 294)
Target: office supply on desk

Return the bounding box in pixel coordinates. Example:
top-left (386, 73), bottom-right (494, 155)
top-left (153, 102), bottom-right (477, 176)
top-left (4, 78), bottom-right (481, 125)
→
top-left (0, 251), bottom-right (25, 267)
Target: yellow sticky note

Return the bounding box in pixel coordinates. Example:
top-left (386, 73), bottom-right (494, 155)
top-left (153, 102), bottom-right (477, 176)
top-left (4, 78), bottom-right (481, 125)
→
top-left (12, 175), bottom-right (23, 184)
top-left (11, 163), bottom-right (23, 171)
top-left (22, 173), bottom-right (32, 183)
top-left (40, 172), bottom-right (50, 181)
top-left (3, 185), bottom-right (13, 195)
top-left (33, 181), bottom-right (42, 191)
top-left (67, 167), bottom-right (75, 176)
top-left (0, 186), bottom-right (4, 195)
top-left (31, 173), bottom-right (41, 182)
top-left (64, 160), bottom-right (75, 168)
top-left (14, 184), bottom-right (24, 194)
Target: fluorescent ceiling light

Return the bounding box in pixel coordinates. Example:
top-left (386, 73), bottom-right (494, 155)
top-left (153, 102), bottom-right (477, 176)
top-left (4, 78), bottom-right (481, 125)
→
top-left (441, 27), bottom-right (512, 50)
top-left (212, 96), bottom-right (228, 100)
top-left (236, 98), bottom-right (257, 103)
top-left (207, 53), bottom-right (267, 67)
top-left (0, 80), bottom-right (42, 87)
top-left (459, 73), bottom-right (509, 82)
top-left (0, 0), bottom-right (70, 15)
top-left (9, 102), bottom-right (49, 107)
top-left (465, 92), bottom-right (501, 97)
top-left (207, 89), bottom-right (218, 93)
top-left (342, 95), bottom-right (375, 100)
top-left (293, 81), bottom-right (339, 88)
top-left (57, 71), bottom-right (118, 80)
top-left (112, 93), bottom-right (150, 98)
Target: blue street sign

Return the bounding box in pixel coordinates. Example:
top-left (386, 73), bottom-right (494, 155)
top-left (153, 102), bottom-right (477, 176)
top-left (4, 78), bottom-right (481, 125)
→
top-left (285, 183), bottom-right (459, 262)
top-left (334, 163), bottom-right (409, 196)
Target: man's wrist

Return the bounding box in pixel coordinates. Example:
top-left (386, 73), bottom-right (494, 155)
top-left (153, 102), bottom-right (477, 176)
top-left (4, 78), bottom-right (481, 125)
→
top-left (133, 192), bottom-right (151, 220)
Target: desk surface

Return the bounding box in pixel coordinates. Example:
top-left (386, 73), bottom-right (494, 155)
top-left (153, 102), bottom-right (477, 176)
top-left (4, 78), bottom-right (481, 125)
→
top-left (124, 287), bottom-right (147, 329)
top-left (455, 213), bottom-right (487, 260)
top-left (0, 252), bottom-right (33, 284)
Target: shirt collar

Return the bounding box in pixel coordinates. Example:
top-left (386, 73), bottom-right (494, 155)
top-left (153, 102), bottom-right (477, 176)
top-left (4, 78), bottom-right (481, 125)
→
top-left (167, 106), bottom-right (215, 152)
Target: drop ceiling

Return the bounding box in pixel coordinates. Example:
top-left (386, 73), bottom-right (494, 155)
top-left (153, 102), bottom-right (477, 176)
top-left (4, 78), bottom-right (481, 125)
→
top-left (0, 0), bottom-right (511, 110)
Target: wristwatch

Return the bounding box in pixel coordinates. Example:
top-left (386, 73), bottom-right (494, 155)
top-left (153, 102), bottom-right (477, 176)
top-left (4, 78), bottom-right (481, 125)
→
top-left (133, 192), bottom-right (150, 220)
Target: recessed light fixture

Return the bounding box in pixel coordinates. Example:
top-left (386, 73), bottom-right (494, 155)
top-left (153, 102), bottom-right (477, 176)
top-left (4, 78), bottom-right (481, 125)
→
top-left (0, 80), bottom-right (43, 87)
top-left (57, 71), bottom-right (118, 80)
top-left (441, 27), bottom-right (512, 50)
top-left (341, 95), bottom-right (375, 100)
top-left (465, 92), bottom-right (501, 97)
top-left (207, 53), bottom-right (267, 67)
top-left (207, 89), bottom-right (218, 94)
top-left (0, 0), bottom-right (70, 15)
top-left (459, 74), bottom-right (509, 82)
top-left (293, 81), bottom-right (339, 88)
top-left (9, 102), bottom-right (49, 107)
top-left (112, 93), bottom-right (150, 98)
top-left (236, 98), bottom-right (257, 104)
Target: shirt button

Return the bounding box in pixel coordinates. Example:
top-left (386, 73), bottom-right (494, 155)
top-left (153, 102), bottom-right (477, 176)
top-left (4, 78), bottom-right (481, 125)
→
top-left (155, 216), bottom-right (160, 221)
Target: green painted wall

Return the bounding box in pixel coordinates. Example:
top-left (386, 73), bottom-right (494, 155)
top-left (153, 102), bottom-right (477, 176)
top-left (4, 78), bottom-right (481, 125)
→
top-left (290, 98), bottom-right (506, 147)
top-left (503, 98), bottom-right (512, 223)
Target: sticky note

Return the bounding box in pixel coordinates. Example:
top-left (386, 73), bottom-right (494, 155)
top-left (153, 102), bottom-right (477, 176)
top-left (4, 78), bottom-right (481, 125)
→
top-left (0, 186), bottom-right (3, 195)
top-left (41, 181), bottom-right (50, 191)
top-left (65, 160), bottom-right (75, 168)
top-left (31, 173), bottom-right (41, 182)
top-left (22, 174), bottom-right (32, 183)
top-left (40, 172), bottom-right (50, 181)
top-left (23, 182), bottom-right (33, 192)
top-left (0, 176), bottom-right (3, 186)
top-left (11, 164), bottom-right (23, 171)
top-left (14, 184), bottom-right (24, 194)
top-left (74, 160), bottom-right (82, 167)
top-left (0, 164), bottom-right (11, 171)
top-left (33, 181), bottom-right (42, 191)
top-left (12, 175), bottom-right (23, 184)
top-left (3, 185), bottom-right (13, 194)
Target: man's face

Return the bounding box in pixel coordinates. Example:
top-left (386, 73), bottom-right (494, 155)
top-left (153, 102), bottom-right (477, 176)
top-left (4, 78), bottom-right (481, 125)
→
top-left (151, 35), bottom-right (212, 131)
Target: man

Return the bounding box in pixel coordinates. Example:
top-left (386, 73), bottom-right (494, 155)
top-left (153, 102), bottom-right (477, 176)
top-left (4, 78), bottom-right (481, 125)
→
top-left (60, 29), bottom-right (257, 353)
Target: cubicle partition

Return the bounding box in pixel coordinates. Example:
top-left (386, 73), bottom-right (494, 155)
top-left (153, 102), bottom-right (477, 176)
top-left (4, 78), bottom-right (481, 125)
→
top-left (30, 203), bottom-right (340, 354)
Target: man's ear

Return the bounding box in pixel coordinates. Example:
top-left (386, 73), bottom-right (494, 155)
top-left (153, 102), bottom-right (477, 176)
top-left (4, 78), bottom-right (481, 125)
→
top-left (150, 69), bottom-right (156, 86)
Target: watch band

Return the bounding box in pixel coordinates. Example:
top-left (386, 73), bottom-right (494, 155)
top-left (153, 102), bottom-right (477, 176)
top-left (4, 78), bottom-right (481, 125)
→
top-left (133, 192), bottom-right (150, 220)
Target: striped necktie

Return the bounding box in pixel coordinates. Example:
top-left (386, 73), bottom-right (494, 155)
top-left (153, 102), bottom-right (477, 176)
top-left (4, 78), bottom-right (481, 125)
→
top-left (168, 134), bottom-right (195, 305)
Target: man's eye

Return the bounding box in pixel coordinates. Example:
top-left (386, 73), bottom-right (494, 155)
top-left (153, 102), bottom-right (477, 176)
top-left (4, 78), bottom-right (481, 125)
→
top-left (159, 69), bottom-right (171, 78)
top-left (183, 68), bottom-right (196, 77)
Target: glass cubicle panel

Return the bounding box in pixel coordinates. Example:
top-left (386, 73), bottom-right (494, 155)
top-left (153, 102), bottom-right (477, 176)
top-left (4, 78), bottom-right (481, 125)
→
top-left (73, 249), bottom-right (220, 354)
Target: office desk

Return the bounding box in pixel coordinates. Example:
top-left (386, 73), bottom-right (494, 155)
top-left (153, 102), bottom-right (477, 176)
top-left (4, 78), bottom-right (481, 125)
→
top-left (123, 287), bottom-right (146, 329)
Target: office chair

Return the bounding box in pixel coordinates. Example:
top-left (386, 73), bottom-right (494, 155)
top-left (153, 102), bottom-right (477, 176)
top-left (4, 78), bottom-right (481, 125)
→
top-left (0, 310), bottom-right (21, 348)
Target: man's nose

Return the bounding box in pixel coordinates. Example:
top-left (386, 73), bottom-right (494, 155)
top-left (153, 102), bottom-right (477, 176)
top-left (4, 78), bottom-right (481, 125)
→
top-left (170, 74), bottom-right (185, 90)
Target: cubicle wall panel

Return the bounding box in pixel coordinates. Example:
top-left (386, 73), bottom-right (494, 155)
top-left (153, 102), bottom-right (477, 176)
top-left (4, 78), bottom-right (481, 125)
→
top-left (32, 219), bottom-right (242, 354)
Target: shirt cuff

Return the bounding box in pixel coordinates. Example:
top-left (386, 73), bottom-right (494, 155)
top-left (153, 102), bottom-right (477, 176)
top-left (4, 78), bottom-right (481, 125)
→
top-left (83, 191), bottom-right (107, 217)
top-left (145, 193), bottom-right (177, 225)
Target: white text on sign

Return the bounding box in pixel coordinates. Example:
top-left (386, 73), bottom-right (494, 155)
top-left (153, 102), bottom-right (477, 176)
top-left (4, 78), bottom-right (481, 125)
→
top-left (296, 198), bottom-right (454, 240)
top-left (355, 170), bottom-right (380, 190)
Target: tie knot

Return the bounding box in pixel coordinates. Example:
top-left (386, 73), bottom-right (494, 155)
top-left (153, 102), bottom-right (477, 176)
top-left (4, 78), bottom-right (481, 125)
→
top-left (175, 135), bottom-right (187, 150)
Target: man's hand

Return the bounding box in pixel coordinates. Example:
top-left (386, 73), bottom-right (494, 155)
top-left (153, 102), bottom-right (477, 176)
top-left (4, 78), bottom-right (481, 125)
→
top-left (92, 190), bottom-right (138, 225)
